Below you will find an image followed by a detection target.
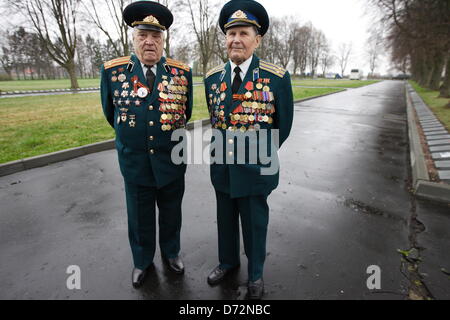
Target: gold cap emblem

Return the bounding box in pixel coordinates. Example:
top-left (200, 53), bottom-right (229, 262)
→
top-left (231, 10), bottom-right (247, 19)
top-left (143, 15), bottom-right (160, 24)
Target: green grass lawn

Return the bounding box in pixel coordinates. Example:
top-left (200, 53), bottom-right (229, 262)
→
top-left (410, 81), bottom-right (450, 130)
top-left (0, 85), bottom-right (340, 163)
top-left (292, 87), bottom-right (344, 100)
top-left (292, 79), bottom-right (379, 88)
top-left (0, 77), bottom-right (205, 92)
top-left (0, 79), bottom-right (102, 92)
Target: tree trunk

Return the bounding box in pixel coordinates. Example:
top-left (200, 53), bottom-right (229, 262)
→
top-left (66, 61), bottom-right (79, 89)
top-left (439, 56), bottom-right (450, 98)
top-left (429, 53), bottom-right (444, 90)
top-left (165, 28), bottom-right (171, 58)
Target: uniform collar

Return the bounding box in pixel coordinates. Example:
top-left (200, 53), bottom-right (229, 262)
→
top-left (229, 55), bottom-right (253, 81)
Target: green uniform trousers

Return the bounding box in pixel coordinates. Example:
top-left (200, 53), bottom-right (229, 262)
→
top-left (215, 190), bottom-right (269, 282)
top-left (124, 177), bottom-right (184, 270)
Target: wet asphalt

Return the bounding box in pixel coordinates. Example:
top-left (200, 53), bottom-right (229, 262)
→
top-left (0, 80), bottom-right (449, 300)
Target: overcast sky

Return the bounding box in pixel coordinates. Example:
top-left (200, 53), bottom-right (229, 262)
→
top-left (1, 0), bottom-right (391, 75)
top-left (257, 0), bottom-right (389, 75)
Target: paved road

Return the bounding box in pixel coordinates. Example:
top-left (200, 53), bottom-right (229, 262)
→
top-left (0, 80), bottom-right (448, 300)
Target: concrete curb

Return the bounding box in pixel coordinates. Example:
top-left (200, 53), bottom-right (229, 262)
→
top-left (0, 87), bottom-right (345, 178)
top-left (405, 83), bottom-right (450, 204)
top-left (0, 119), bottom-right (210, 178)
top-left (0, 87), bottom-right (100, 96)
top-left (293, 88), bottom-right (347, 104)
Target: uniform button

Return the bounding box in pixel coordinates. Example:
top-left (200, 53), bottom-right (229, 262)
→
top-left (149, 136), bottom-right (154, 141)
top-left (149, 121), bottom-right (154, 126)
top-left (228, 139), bottom-right (234, 144)
top-left (149, 149), bottom-right (155, 154)
top-left (149, 105), bottom-right (154, 111)
top-left (228, 151), bottom-right (233, 157)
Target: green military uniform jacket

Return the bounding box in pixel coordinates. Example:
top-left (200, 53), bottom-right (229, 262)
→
top-left (100, 54), bottom-right (193, 188)
top-left (204, 54), bottom-right (294, 198)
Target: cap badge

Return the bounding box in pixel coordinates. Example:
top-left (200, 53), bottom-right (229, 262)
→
top-left (143, 15), bottom-right (160, 24)
top-left (231, 10), bottom-right (247, 19)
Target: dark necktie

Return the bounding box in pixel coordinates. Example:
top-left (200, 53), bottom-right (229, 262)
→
top-left (145, 65), bottom-right (155, 91)
top-left (232, 66), bottom-right (242, 94)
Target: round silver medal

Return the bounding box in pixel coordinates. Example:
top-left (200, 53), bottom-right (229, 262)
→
top-left (137, 87), bottom-right (148, 98)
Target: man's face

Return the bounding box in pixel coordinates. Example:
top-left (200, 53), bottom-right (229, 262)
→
top-left (133, 29), bottom-right (164, 66)
top-left (226, 26), bottom-right (261, 65)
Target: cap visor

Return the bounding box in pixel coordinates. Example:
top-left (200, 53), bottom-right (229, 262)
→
top-left (135, 24), bottom-right (164, 32)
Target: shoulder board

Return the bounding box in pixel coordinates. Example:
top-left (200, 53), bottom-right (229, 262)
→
top-left (205, 65), bottom-right (225, 79)
top-left (259, 60), bottom-right (286, 78)
top-left (166, 58), bottom-right (190, 72)
top-left (103, 56), bottom-right (131, 70)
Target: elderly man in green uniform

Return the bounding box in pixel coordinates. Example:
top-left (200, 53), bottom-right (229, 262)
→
top-left (100, 0), bottom-right (193, 288)
top-left (204, 0), bottom-right (294, 299)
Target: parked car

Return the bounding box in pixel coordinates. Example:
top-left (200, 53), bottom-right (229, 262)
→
top-left (350, 69), bottom-right (362, 80)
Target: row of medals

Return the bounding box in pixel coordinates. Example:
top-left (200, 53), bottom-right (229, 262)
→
top-left (111, 70), bottom-right (188, 131)
top-left (159, 75), bottom-right (188, 131)
top-left (210, 82), bottom-right (275, 132)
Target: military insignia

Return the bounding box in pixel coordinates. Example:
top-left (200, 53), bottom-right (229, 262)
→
top-left (127, 60), bottom-right (135, 72)
top-left (256, 82), bottom-right (263, 90)
top-left (135, 100), bottom-right (141, 106)
top-left (129, 115), bottom-right (136, 127)
top-left (231, 10), bottom-right (247, 19)
top-left (121, 91), bottom-right (129, 97)
top-left (137, 87), bottom-right (148, 98)
top-left (125, 99), bottom-right (130, 105)
top-left (122, 82), bottom-right (130, 89)
top-left (159, 92), bottom-right (168, 99)
top-left (253, 68), bottom-right (260, 81)
top-left (121, 113), bottom-right (127, 122)
top-left (130, 91), bottom-right (137, 98)
top-left (220, 70), bottom-right (226, 82)
top-left (118, 74), bottom-right (126, 82)
top-left (114, 90), bottom-right (120, 97)
top-left (112, 76), bottom-right (118, 82)
top-left (144, 15), bottom-right (160, 24)
top-left (245, 81), bottom-right (254, 91)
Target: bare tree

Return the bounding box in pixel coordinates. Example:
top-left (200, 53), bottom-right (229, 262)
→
top-left (308, 28), bottom-right (327, 77)
top-left (370, 0), bottom-right (450, 97)
top-left (320, 43), bottom-right (334, 77)
top-left (366, 28), bottom-right (384, 78)
top-left (82, 0), bottom-right (131, 57)
top-left (337, 42), bottom-right (352, 78)
top-left (186, 0), bottom-right (218, 75)
top-left (8, 0), bottom-right (80, 88)
top-left (291, 24), bottom-right (312, 77)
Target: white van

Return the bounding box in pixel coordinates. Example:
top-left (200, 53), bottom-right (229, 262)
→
top-left (350, 69), bottom-right (361, 80)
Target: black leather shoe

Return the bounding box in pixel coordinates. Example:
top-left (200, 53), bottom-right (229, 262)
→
top-left (207, 265), bottom-right (239, 285)
top-left (132, 267), bottom-right (149, 288)
top-left (246, 279), bottom-right (264, 300)
top-left (163, 256), bottom-right (185, 274)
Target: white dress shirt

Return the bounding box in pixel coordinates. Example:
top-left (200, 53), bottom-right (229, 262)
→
top-left (230, 56), bottom-right (253, 83)
top-left (141, 63), bottom-right (158, 80)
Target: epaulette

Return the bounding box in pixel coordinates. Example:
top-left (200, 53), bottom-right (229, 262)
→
top-left (103, 56), bottom-right (131, 70)
top-left (166, 58), bottom-right (190, 72)
top-left (259, 60), bottom-right (286, 78)
top-left (205, 65), bottom-right (225, 79)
